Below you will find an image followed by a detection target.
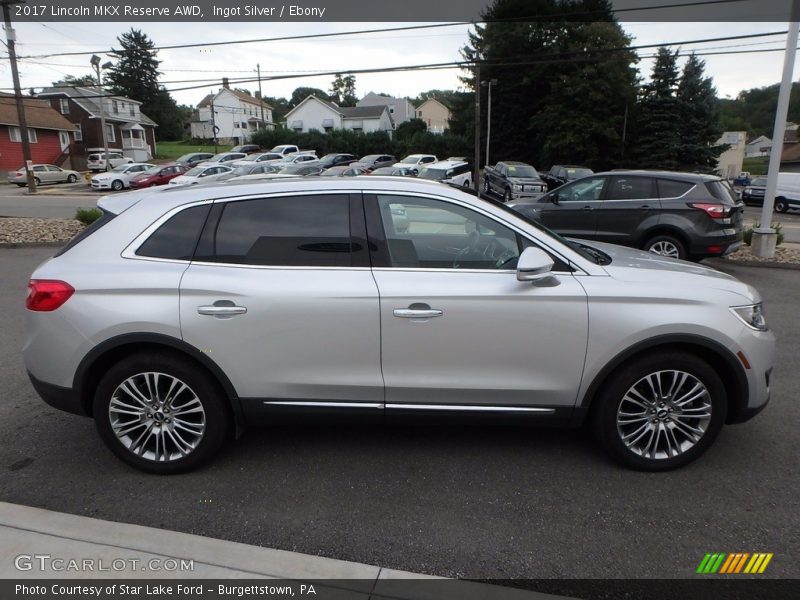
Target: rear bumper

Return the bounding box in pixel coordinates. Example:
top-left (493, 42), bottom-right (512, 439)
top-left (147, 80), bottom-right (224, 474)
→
top-left (688, 228), bottom-right (744, 258)
top-left (27, 371), bottom-right (87, 417)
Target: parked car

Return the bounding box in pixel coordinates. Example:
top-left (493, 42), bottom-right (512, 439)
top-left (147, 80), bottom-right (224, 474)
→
top-left (276, 152), bottom-right (318, 165)
top-left (24, 177), bottom-right (774, 474)
top-left (733, 171), bottom-right (752, 187)
top-left (220, 163), bottom-right (281, 181)
top-left (8, 164), bottom-right (80, 186)
top-left (318, 153), bottom-right (357, 168)
top-left (507, 170), bottom-right (744, 261)
top-left (229, 144), bottom-right (262, 154)
top-left (369, 166), bottom-right (416, 177)
top-left (319, 165), bottom-right (368, 177)
top-left (87, 151), bottom-right (133, 172)
top-left (773, 172), bottom-right (800, 212)
top-left (353, 154), bottom-right (397, 172)
top-left (483, 161), bottom-right (548, 202)
top-left (417, 160), bottom-right (473, 187)
top-left (196, 152), bottom-right (247, 167)
top-left (91, 163), bottom-right (156, 191)
top-left (393, 154), bottom-right (437, 174)
top-left (542, 165), bottom-right (594, 190)
top-left (169, 164), bottom-right (234, 186)
top-left (175, 153), bottom-right (215, 168)
top-left (230, 152), bottom-right (284, 167)
top-left (129, 164), bottom-right (189, 189)
top-left (741, 177), bottom-right (767, 207)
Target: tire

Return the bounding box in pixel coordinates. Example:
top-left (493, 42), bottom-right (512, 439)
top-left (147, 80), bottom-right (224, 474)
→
top-left (33, 177), bottom-right (41, 186)
top-left (111, 179), bottom-right (124, 191)
top-left (16, 184), bottom-right (24, 187)
top-left (93, 352), bottom-right (230, 474)
top-left (592, 352), bottom-right (727, 471)
top-left (483, 178), bottom-right (491, 195)
top-left (503, 188), bottom-right (512, 203)
top-left (149, 183), bottom-right (159, 187)
top-left (463, 180), bottom-right (471, 188)
top-left (775, 198), bottom-right (789, 213)
top-left (643, 234), bottom-right (686, 260)
top-left (67, 174), bottom-right (78, 183)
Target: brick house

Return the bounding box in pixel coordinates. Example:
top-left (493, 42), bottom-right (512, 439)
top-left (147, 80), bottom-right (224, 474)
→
top-left (37, 87), bottom-right (157, 171)
top-left (0, 93), bottom-right (78, 173)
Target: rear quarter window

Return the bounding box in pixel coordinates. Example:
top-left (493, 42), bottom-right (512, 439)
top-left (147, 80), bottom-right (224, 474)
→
top-left (136, 204), bottom-right (211, 260)
top-left (705, 180), bottom-right (738, 204)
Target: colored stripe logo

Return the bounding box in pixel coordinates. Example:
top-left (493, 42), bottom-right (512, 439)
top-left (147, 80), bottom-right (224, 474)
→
top-left (697, 553), bottom-right (773, 574)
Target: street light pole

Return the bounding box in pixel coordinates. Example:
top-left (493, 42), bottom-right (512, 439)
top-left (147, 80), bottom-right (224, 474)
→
top-left (473, 63), bottom-right (481, 192)
top-left (482, 79), bottom-right (497, 168)
top-left (2, 0), bottom-right (36, 193)
top-left (256, 63), bottom-right (265, 130)
top-left (91, 55), bottom-right (112, 172)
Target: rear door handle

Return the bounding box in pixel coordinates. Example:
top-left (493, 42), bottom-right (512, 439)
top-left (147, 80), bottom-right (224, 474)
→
top-left (394, 303), bottom-right (443, 319)
top-left (198, 303), bottom-right (247, 316)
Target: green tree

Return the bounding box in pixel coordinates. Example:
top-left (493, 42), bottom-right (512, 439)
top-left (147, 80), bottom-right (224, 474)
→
top-left (51, 74), bottom-right (96, 87)
top-left (461, 0), bottom-right (638, 169)
top-left (395, 118), bottom-right (427, 141)
top-left (676, 53), bottom-right (722, 172)
top-left (289, 87), bottom-right (330, 108)
top-left (632, 47), bottom-right (683, 169)
top-left (330, 74), bottom-right (357, 107)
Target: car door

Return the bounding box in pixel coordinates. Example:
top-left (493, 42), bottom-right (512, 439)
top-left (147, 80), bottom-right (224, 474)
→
top-left (179, 192), bottom-right (383, 409)
top-left (536, 175), bottom-right (607, 239)
top-left (46, 165), bottom-right (64, 182)
top-left (365, 192), bottom-right (588, 411)
top-left (594, 175), bottom-right (659, 246)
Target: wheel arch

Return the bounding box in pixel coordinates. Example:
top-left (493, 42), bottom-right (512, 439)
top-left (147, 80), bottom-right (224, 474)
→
top-left (638, 225), bottom-right (690, 251)
top-left (573, 334), bottom-right (748, 427)
top-left (73, 333), bottom-right (244, 431)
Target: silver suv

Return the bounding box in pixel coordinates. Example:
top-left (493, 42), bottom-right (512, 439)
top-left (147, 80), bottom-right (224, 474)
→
top-left (23, 178), bottom-right (774, 473)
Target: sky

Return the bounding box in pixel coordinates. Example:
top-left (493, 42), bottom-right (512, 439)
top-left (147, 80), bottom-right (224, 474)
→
top-left (1, 20), bottom-right (797, 108)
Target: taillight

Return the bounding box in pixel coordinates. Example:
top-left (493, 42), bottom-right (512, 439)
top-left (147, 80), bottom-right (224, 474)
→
top-left (689, 203), bottom-right (730, 219)
top-left (26, 280), bottom-right (74, 311)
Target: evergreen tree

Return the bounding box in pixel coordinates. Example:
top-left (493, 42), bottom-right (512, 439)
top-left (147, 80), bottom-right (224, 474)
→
top-left (676, 54), bottom-right (722, 172)
top-left (330, 74), bottom-right (357, 107)
top-left (633, 47), bottom-right (683, 170)
top-left (289, 87), bottom-right (330, 108)
top-left (51, 74), bottom-right (96, 88)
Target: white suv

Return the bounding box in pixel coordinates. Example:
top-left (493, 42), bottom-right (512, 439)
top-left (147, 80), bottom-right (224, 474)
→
top-left (23, 178), bottom-right (774, 473)
top-left (86, 151), bottom-right (133, 172)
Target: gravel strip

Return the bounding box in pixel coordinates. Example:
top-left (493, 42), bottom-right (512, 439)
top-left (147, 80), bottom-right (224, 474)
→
top-left (719, 245), bottom-right (800, 266)
top-left (0, 217), bottom-right (83, 245)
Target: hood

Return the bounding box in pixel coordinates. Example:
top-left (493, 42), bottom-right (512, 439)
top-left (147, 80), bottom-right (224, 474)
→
top-left (577, 239), bottom-right (756, 302)
top-left (508, 176), bottom-right (544, 184)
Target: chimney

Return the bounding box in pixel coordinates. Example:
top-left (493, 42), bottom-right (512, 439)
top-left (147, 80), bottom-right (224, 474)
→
top-left (222, 77), bottom-right (230, 89)
top-left (255, 91), bottom-right (261, 99)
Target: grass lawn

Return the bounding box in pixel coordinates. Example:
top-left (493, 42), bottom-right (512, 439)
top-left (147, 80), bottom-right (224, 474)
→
top-left (742, 157), bottom-right (769, 175)
top-left (154, 140), bottom-right (232, 161)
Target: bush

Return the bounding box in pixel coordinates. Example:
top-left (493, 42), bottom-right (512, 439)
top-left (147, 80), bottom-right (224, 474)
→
top-left (75, 208), bottom-right (102, 226)
top-left (743, 222), bottom-right (783, 246)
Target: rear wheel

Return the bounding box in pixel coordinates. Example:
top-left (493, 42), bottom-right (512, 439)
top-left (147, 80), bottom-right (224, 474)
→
top-left (775, 198), bottom-right (789, 213)
top-left (33, 177), bottom-right (41, 186)
top-left (644, 234), bottom-right (686, 260)
top-left (93, 352), bottom-right (230, 474)
top-left (592, 352), bottom-right (726, 471)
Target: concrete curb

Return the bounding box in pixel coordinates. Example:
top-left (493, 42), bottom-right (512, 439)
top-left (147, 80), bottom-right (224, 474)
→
top-left (705, 257), bottom-right (800, 271)
top-left (0, 502), bottom-right (565, 599)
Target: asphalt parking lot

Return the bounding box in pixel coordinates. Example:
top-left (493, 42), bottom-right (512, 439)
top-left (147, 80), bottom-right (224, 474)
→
top-left (0, 246), bottom-right (798, 582)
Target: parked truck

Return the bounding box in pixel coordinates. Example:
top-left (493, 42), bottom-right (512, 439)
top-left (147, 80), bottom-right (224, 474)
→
top-left (482, 161), bottom-right (547, 202)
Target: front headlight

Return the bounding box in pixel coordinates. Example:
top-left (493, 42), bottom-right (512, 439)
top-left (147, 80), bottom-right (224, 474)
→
top-left (730, 303), bottom-right (768, 331)
top-left (512, 183), bottom-right (523, 191)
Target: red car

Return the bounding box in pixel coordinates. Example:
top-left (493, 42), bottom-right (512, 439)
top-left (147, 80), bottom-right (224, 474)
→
top-left (129, 164), bottom-right (188, 188)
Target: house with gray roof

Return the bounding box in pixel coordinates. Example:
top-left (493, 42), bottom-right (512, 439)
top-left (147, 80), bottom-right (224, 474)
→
top-left (38, 86), bottom-right (158, 165)
top-left (283, 95), bottom-right (394, 134)
top-left (356, 92), bottom-right (415, 125)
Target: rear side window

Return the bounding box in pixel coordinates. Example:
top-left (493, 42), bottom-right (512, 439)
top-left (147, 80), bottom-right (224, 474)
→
top-left (657, 179), bottom-right (694, 198)
top-left (705, 180), bottom-right (738, 204)
top-left (201, 195), bottom-right (353, 267)
top-left (136, 204), bottom-right (211, 260)
top-left (606, 176), bottom-right (655, 200)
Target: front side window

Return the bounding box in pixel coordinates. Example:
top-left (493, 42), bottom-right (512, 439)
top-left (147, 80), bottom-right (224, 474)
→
top-left (557, 176), bottom-right (606, 202)
top-left (199, 195), bottom-right (353, 267)
top-left (375, 195), bottom-right (521, 270)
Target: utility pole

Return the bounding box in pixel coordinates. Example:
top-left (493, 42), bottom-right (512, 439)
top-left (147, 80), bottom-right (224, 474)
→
top-left (90, 55), bottom-right (112, 172)
top-left (256, 63), bottom-right (265, 130)
top-left (473, 63), bottom-right (481, 192)
top-left (752, 2), bottom-right (800, 258)
top-left (483, 79), bottom-right (497, 168)
top-left (210, 95), bottom-right (218, 153)
top-left (2, 0), bottom-right (36, 193)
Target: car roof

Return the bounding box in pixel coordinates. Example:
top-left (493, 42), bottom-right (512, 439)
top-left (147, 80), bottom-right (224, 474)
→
top-left (597, 169), bottom-right (720, 181)
top-left (502, 161), bottom-right (535, 167)
top-left (424, 160), bottom-right (468, 169)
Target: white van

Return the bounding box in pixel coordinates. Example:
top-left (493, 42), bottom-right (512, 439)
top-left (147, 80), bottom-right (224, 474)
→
top-left (774, 172), bottom-right (800, 212)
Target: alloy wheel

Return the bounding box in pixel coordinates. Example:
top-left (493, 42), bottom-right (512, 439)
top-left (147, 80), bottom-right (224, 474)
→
top-left (616, 369), bottom-right (712, 460)
top-left (648, 240), bottom-right (680, 259)
top-left (108, 372), bottom-right (206, 462)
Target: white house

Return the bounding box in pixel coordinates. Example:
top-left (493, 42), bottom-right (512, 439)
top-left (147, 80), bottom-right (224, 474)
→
top-left (283, 95), bottom-right (394, 134)
top-left (716, 131), bottom-right (746, 180)
top-left (356, 92), bottom-right (415, 126)
top-left (745, 135), bottom-right (772, 158)
top-left (190, 80), bottom-right (273, 144)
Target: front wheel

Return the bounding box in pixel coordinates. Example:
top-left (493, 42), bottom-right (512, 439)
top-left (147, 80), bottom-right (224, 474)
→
top-left (592, 352), bottom-right (726, 471)
top-left (644, 234), bottom-right (686, 260)
top-left (775, 198), bottom-right (789, 213)
top-left (503, 188), bottom-right (512, 203)
top-left (93, 352), bottom-right (230, 474)
top-left (67, 174), bottom-right (78, 183)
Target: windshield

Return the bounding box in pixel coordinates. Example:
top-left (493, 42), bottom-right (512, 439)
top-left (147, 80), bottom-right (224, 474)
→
top-left (270, 146), bottom-right (290, 153)
top-left (751, 177), bottom-right (767, 187)
top-left (111, 165), bottom-right (129, 173)
top-left (506, 165), bottom-right (538, 178)
top-left (417, 167), bottom-right (447, 181)
top-left (231, 166), bottom-right (253, 176)
top-left (184, 167), bottom-right (203, 176)
top-left (208, 153), bottom-right (227, 161)
top-left (360, 155), bottom-right (380, 162)
top-left (175, 154), bottom-right (197, 163)
top-left (566, 168), bottom-right (593, 180)
top-left (321, 168), bottom-right (344, 176)
top-left (398, 155), bottom-right (422, 164)
top-left (144, 166), bottom-right (160, 174)
top-left (370, 167), bottom-right (394, 175)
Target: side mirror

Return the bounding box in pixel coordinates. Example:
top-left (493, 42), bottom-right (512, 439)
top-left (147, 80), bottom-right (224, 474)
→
top-left (516, 247), bottom-right (554, 282)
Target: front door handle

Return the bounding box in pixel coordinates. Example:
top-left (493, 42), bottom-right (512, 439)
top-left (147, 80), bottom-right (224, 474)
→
top-left (198, 302), bottom-right (247, 316)
top-left (393, 303), bottom-right (443, 319)
top-left (582, 205), bottom-right (595, 211)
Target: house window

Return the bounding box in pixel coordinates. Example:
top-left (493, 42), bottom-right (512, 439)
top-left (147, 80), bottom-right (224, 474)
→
top-left (59, 131), bottom-right (70, 150)
top-left (105, 123), bottom-right (115, 142)
top-left (389, 105), bottom-right (395, 114)
top-left (234, 122), bottom-right (240, 129)
top-left (129, 105), bottom-right (136, 117)
top-left (9, 127), bottom-right (37, 143)
top-left (59, 98), bottom-right (69, 114)
top-left (112, 100), bottom-right (119, 114)
top-left (74, 127), bottom-right (83, 142)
